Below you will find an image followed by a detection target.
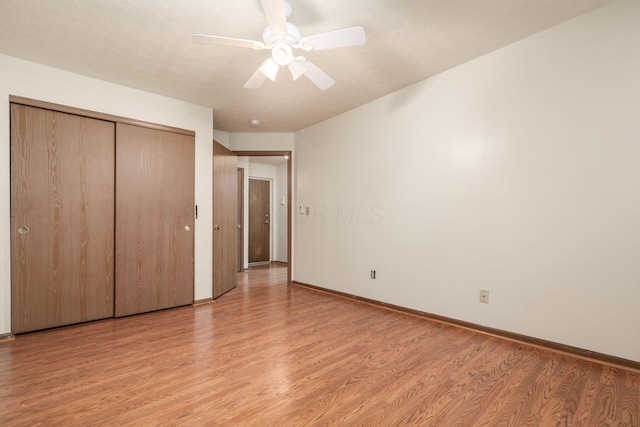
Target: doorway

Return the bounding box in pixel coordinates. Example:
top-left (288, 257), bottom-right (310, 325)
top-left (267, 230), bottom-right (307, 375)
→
top-left (248, 178), bottom-right (272, 265)
top-left (235, 151), bottom-right (292, 283)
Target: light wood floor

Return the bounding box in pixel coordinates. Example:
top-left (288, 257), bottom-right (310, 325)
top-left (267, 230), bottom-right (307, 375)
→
top-left (0, 265), bottom-right (638, 426)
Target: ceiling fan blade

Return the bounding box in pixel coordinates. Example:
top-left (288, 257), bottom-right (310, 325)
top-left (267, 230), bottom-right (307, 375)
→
top-left (244, 62), bottom-right (269, 88)
top-left (260, 0), bottom-right (288, 32)
top-left (305, 26), bottom-right (366, 50)
top-left (300, 59), bottom-right (335, 90)
top-left (192, 33), bottom-right (259, 49)
top-left (288, 59), bottom-right (305, 80)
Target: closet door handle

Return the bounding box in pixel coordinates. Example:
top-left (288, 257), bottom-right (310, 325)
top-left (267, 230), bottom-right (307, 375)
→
top-left (18, 226), bottom-right (30, 234)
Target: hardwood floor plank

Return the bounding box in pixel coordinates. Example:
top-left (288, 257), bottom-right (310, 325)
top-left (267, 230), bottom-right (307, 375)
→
top-left (0, 264), bottom-right (637, 426)
top-left (466, 346), bottom-right (543, 426)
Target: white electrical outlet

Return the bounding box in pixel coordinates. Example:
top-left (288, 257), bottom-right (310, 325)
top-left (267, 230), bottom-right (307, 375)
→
top-left (479, 289), bottom-right (490, 304)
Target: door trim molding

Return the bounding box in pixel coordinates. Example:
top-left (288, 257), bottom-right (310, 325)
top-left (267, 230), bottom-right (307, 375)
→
top-left (235, 151), bottom-right (292, 284)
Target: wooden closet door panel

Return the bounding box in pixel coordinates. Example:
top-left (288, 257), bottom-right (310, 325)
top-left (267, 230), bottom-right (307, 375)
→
top-left (212, 141), bottom-right (238, 298)
top-left (11, 104), bottom-right (115, 333)
top-left (115, 123), bottom-right (194, 317)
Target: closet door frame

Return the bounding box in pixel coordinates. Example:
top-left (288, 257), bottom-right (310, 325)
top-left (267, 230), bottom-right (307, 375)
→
top-left (9, 96), bottom-right (195, 138)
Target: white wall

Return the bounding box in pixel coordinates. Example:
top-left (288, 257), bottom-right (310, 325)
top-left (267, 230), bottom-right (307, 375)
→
top-left (294, 0), bottom-right (640, 362)
top-left (0, 54), bottom-right (214, 335)
top-left (275, 162), bottom-right (288, 262)
top-left (212, 129), bottom-right (230, 149)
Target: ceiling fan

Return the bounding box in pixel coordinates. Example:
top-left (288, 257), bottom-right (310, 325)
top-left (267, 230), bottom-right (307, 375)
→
top-left (192, 0), bottom-right (366, 90)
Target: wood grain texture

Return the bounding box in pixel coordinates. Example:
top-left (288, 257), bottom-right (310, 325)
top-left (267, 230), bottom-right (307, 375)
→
top-left (295, 280), bottom-right (640, 372)
top-left (0, 264), bottom-right (637, 426)
top-left (115, 123), bottom-right (194, 316)
top-left (10, 104), bottom-right (115, 333)
top-left (9, 96), bottom-right (195, 136)
top-left (212, 141), bottom-right (238, 298)
top-left (248, 178), bottom-right (270, 263)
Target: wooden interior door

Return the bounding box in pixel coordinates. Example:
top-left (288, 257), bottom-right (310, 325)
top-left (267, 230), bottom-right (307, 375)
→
top-left (10, 104), bottom-right (115, 333)
top-left (213, 141), bottom-right (238, 298)
top-left (248, 178), bottom-right (271, 264)
top-left (115, 123), bottom-right (194, 317)
top-left (237, 168), bottom-right (244, 273)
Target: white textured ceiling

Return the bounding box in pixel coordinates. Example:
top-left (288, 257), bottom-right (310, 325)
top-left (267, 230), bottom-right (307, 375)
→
top-left (0, 0), bottom-right (614, 133)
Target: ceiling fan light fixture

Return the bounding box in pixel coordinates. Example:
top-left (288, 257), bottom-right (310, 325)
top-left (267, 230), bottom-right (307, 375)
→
top-left (259, 58), bottom-right (280, 81)
top-left (272, 42), bottom-right (294, 65)
top-left (288, 59), bottom-right (306, 80)
top-left (193, 0), bottom-right (366, 90)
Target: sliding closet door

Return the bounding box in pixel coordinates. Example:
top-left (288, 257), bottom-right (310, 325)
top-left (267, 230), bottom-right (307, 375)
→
top-left (11, 104), bottom-right (115, 333)
top-left (115, 123), bottom-right (194, 317)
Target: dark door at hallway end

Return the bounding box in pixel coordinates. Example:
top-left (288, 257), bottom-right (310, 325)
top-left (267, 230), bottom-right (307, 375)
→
top-left (248, 178), bottom-right (270, 264)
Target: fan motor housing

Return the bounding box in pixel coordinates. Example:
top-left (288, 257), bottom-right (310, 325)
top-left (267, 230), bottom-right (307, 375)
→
top-left (262, 23), bottom-right (301, 46)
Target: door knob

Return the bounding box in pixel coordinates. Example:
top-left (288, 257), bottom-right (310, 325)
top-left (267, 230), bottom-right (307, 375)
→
top-left (18, 226), bottom-right (30, 234)
top-left (237, 224), bottom-right (241, 229)
top-left (214, 224), bottom-right (221, 230)
top-left (184, 225), bottom-right (190, 231)
top-left (264, 220), bottom-right (270, 224)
